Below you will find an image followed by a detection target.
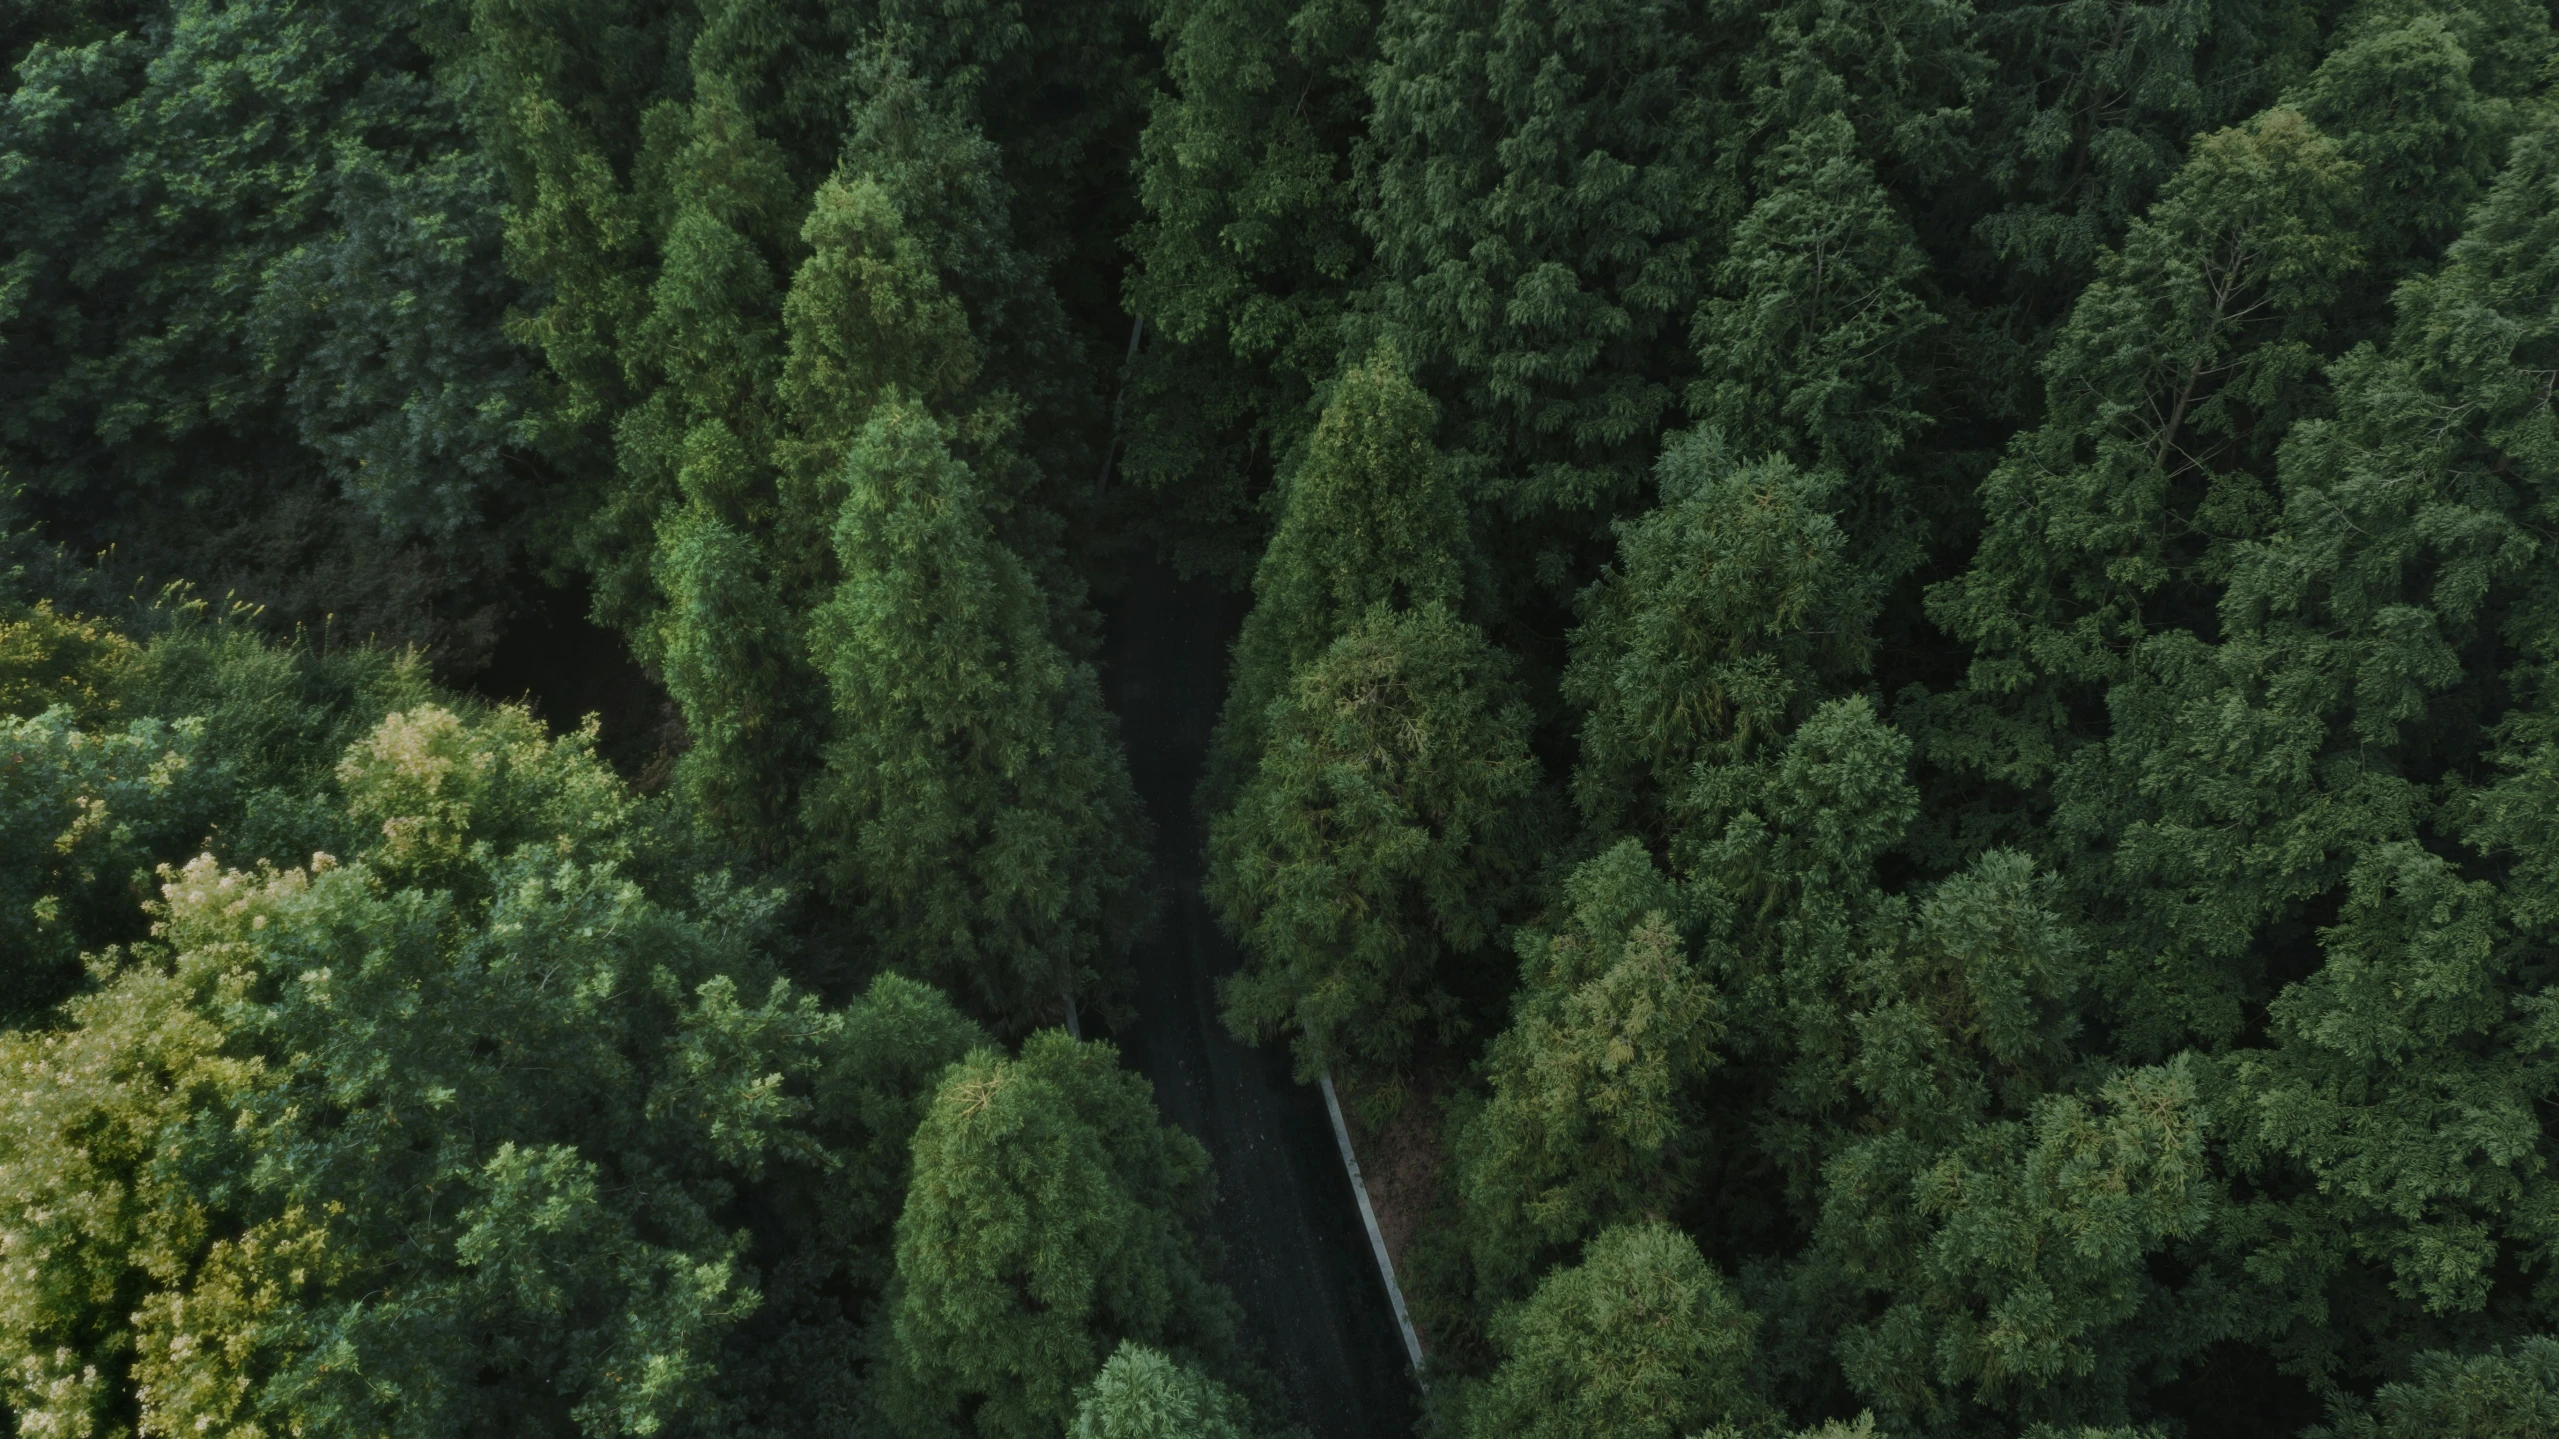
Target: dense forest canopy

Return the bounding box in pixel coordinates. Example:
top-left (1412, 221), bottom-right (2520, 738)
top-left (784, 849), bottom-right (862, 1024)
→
top-left (4, 0), bottom-right (2558, 1434)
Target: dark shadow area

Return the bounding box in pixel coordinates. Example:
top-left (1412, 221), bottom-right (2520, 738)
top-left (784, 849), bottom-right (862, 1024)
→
top-left (472, 581), bottom-right (680, 780)
top-left (1098, 556), bottom-right (1423, 1436)
top-left (2150, 1342), bottom-right (2324, 1439)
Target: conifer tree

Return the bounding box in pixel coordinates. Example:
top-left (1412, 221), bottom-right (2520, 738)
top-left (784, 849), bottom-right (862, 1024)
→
top-left (2289, 0), bottom-right (2553, 314)
top-left (1674, 696), bottom-right (1919, 1219)
top-left (886, 1033), bottom-right (1237, 1439)
top-left (1959, 0), bottom-right (2329, 298)
top-left (1205, 346), bottom-right (1469, 811)
top-left (1466, 1221), bottom-right (1765, 1439)
top-left (1067, 1342), bottom-right (1258, 1439)
top-left (620, 81), bottom-right (813, 842)
top-left (463, 8), bottom-right (1159, 1024)
top-left (1358, 0), bottom-right (1737, 526)
top-left (774, 172), bottom-right (979, 532)
top-left (1801, 864), bottom-right (2212, 1434)
top-left (2312, 1338), bottom-right (2559, 1439)
top-left (804, 398), bottom-right (1148, 1027)
top-left (1211, 603), bottom-right (1543, 1086)
top-left (1451, 840), bottom-right (1719, 1300)
top-left (16, 0), bottom-right (2559, 1432)
top-left (1563, 432), bottom-right (1878, 841)
top-left (1690, 114), bottom-right (1941, 520)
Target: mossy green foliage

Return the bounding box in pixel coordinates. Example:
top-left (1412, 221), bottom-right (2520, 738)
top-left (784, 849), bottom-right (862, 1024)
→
top-left (0, 597), bottom-right (432, 1024)
top-left (1067, 1343), bottom-right (1259, 1439)
top-left (1466, 1221), bottom-right (1767, 1439)
top-left (884, 1033), bottom-right (1238, 1439)
top-left (1211, 602), bottom-right (1543, 1087)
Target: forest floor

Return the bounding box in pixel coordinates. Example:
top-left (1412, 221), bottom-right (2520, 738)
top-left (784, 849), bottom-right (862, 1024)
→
top-left (1336, 1072), bottom-right (1450, 1359)
top-left (1098, 557), bottom-right (1423, 1436)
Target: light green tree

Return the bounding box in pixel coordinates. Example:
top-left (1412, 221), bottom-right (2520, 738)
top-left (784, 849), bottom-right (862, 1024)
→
top-left (1211, 603), bottom-right (1543, 1086)
top-left (1452, 840), bottom-right (1719, 1300)
top-left (1467, 1221), bottom-right (1767, 1439)
top-left (0, 701), bottom-right (984, 1438)
top-left (1066, 1341), bottom-right (1257, 1439)
top-left (886, 1032), bottom-right (1238, 1439)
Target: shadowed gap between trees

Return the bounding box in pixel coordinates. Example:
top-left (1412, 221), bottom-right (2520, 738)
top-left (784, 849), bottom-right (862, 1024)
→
top-left (471, 559), bottom-right (1424, 1434)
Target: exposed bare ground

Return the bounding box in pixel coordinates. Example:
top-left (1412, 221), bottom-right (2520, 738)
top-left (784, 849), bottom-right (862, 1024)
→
top-left (1338, 1069), bottom-right (1453, 1355)
top-left (1099, 561), bottom-right (1420, 1435)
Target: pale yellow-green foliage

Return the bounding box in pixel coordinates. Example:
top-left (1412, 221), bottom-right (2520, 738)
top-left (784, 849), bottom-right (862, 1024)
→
top-left (336, 704), bottom-right (630, 877)
top-left (0, 855), bottom-right (288, 1439)
top-left (0, 601), bottom-right (136, 721)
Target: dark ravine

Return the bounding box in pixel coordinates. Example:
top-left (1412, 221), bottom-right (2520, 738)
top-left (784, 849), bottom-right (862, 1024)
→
top-left (1098, 557), bottom-right (1423, 1436)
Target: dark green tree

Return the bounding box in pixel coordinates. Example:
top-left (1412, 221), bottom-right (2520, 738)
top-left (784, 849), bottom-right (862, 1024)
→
top-left (1562, 431), bottom-right (1878, 841)
top-left (803, 399), bottom-right (1149, 1028)
top-left (461, 8), bottom-right (1161, 1025)
top-left (2311, 1338), bottom-right (2559, 1439)
top-left (618, 81), bottom-right (811, 840)
top-left (1689, 112), bottom-right (1942, 569)
top-left (1806, 873), bottom-right (2213, 1435)
top-left (1357, 0), bottom-right (1736, 529)
top-left (1, 0), bottom-right (539, 662)
top-left (1120, 0), bottom-right (1378, 580)
top-left (1930, 107), bottom-right (2365, 821)
top-left (2288, 0), bottom-right (2553, 316)
top-left (1959, 0), bottom-right (2329, 300)
top-left (2183, 114), bottom-right (2559, 1381)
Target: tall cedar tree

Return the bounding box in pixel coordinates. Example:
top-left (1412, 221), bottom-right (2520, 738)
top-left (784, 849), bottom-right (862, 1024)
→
top-left (1205, 345), bottom-right (1470, 812)
top-left (804, 398), bottom-right (1149, 1028)
top-left (884, 1033), bottom-right (1239, 1439)
top-left (1211, 602), bottom-right (1543, 1091)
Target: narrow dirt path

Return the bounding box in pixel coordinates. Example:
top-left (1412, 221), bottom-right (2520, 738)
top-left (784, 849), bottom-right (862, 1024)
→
top-left (1098, 557), bottom-right (1421, 1437)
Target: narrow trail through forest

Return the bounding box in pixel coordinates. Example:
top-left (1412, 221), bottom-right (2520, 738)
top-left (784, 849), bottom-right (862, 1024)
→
top-left (1098, 558), bottom-right (1422, 1437)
